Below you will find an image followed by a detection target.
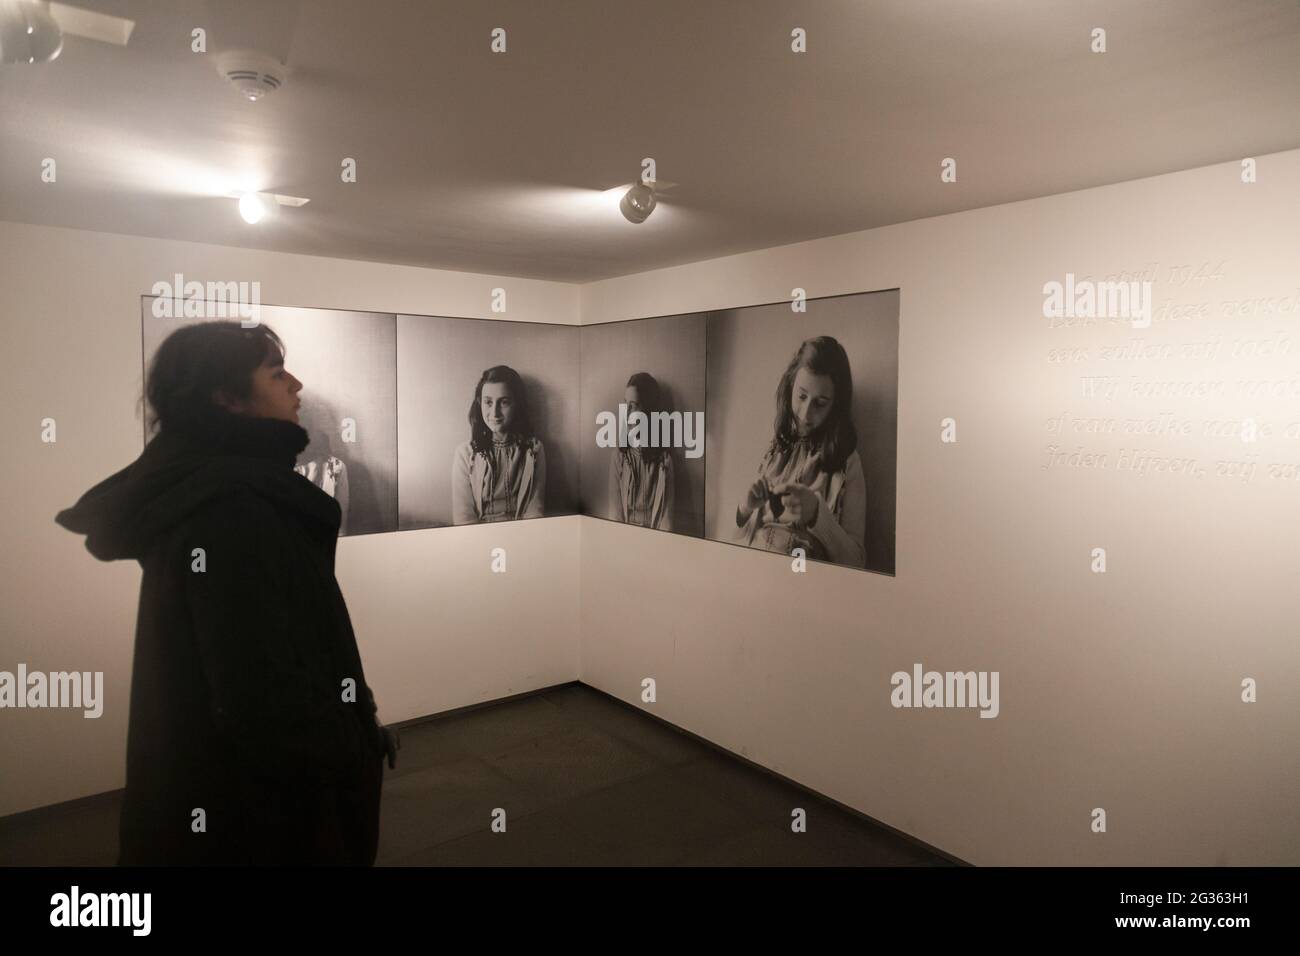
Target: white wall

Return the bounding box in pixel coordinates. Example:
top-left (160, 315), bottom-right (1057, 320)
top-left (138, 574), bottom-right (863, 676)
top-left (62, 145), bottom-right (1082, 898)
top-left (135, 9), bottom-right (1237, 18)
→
top-left (578, 149), bottom-right (1300, 865)
top-left (7, 149), bottom-right (1299, 866)
top-left (0, 221), bottom-right (581, 816)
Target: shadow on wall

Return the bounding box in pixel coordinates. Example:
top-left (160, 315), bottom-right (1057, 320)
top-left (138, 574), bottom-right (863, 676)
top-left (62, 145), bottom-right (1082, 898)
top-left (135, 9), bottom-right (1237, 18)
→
top-left (521, 374), bottom-right (576, 516)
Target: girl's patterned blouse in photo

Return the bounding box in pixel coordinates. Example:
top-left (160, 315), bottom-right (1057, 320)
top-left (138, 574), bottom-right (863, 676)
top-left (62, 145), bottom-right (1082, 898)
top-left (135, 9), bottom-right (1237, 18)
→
top-left (452, 435), bottom-right (546, 524)
top-left (608, 447), bottom-right (674, 531)
top-left (738, 437), bottom-right (866, 567)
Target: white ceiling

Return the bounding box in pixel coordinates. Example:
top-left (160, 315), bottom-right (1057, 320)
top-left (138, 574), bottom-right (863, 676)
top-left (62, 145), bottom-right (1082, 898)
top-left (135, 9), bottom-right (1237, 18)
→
top-left (2, 0), bottom-right (1297, 282)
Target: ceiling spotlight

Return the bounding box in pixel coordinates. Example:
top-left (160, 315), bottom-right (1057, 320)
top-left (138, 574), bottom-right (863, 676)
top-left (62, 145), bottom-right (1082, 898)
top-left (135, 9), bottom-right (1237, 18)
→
top-left (233, 191), bottom-right (308, 224)
top-left (0, 0), bottom-right (63, 65)
top-left (237, 192), bottom-right (278, 224)
top-left (619, 181), bottom-right (657, 224)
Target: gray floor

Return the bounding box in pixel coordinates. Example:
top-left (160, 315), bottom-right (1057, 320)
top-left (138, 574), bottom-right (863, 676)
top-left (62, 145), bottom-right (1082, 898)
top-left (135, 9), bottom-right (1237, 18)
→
top-left (0, 683), bottom-right (955, 866)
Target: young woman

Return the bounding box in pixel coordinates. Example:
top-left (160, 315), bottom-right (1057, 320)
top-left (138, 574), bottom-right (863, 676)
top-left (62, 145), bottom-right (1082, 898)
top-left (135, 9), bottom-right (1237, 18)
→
top-left (607, 371), bottom-right (674, 531)
top-left (451, 365), bottom-right (546, 524)
top-left (734, 336), bottom-right (867, 568)
top-left (55, 320), bottom-right (398, 866)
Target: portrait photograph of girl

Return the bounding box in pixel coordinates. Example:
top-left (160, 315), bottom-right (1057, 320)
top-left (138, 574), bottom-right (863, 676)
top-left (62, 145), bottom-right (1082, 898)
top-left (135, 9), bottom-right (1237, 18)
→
top-left (578, 312), bottom-right (706, 537)
top-left (452, 364), bottom-right (546, 524)
top-left (705, 291), bottom-right (898, 574)
top-left (735, 335), bottom-right (866, 566)
top-left (396, 314), bottom-right (580, 530)
top-left (607, 372), bottom-right (675, 531)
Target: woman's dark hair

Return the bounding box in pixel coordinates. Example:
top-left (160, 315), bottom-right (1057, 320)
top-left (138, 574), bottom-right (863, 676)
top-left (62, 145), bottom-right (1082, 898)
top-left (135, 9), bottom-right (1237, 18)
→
top-left (625, 371), bottom-right (667, 465)
top-left (770, 336), bottom-right (857, 474)
top-left (144, 321), bottom-right (285, 436)
top-left (468, 365), bottom-right (535, 456)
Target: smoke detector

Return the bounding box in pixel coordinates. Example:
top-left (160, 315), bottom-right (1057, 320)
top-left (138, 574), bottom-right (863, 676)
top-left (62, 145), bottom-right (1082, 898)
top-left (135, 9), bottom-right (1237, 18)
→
top-left (215, 49), bottom-right (287, 101)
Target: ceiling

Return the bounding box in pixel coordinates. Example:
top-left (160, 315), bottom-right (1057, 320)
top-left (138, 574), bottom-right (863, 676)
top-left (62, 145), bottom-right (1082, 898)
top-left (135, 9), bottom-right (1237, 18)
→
top-left (1, 0), bottom-right (1297, 282)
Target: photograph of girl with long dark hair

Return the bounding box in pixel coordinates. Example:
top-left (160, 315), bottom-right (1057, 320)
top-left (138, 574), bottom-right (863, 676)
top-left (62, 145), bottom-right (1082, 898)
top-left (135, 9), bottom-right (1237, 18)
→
top-left (452, 364), bottom-right (546, 523)
top-left (607, 372), bottom-right (675, 531)
top-left (734, 336), bottom-right (867, 568)
top-left (54, 320), bottom-right (398, 865)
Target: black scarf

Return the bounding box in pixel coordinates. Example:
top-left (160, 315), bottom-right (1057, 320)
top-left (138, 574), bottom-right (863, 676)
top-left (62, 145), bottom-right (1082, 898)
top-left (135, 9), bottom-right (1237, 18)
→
top-left (56, 409), bottom-right (335, 562)
top-left (163, 407), bottom-right (310, 469)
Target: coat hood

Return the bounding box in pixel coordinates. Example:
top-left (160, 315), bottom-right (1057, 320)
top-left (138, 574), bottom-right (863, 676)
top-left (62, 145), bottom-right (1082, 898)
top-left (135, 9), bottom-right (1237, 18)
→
top-left (55, 411), bottom-right (337, 562)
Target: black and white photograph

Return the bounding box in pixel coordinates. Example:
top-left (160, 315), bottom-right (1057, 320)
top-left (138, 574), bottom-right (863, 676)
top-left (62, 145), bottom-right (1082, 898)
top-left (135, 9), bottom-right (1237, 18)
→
top-left (397, 314), bottom-right (581, 530)
top-left (578, 312), bottom-right (706, 536)
top-left (141, 300), bottom-right (399, 536)
top-left (4, 0), bottom-right (1298, 931)
top-left (705, 291), bottom-right (899, 574)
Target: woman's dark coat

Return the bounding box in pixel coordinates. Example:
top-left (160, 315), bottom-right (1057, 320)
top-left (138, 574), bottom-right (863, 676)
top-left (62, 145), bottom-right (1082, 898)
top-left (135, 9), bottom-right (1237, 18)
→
top-left (56, 410), bottom-right (384, 865)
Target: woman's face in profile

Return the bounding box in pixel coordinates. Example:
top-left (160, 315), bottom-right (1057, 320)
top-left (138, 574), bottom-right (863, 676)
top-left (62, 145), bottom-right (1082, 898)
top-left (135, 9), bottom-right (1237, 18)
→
top-left (229, 356), bottom-right (303, 423)
top-left (791, 366), bottom-right (833, 437)
top-left (480, 382), bottom-right (515, 436)
top-left (624, 385), bottom-right (641, 415)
